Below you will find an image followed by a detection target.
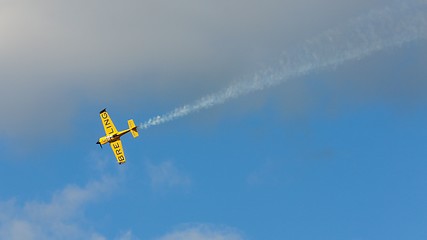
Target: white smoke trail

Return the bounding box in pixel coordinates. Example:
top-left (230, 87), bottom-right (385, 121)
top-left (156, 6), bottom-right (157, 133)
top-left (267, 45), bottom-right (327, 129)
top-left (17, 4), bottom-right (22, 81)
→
top-left (140, 1), bottom-right (427, 130)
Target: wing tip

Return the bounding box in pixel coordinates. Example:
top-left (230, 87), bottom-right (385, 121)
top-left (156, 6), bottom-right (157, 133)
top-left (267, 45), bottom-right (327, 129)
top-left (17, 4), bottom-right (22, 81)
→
top-left (100, 108), bottom-right (107, 114)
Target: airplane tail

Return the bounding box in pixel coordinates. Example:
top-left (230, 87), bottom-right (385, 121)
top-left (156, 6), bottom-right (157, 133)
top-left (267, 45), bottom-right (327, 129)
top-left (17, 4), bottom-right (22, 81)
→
top-left (128, 119), bottom-right (139, 138)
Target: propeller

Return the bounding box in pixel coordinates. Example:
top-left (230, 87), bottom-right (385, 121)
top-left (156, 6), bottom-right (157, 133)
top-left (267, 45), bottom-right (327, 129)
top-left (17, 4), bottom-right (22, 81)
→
top-left (96, 141), bottom-right (103, 149)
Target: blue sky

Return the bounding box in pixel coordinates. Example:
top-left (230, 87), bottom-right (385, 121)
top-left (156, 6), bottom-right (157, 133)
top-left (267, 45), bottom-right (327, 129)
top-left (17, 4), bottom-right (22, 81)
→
top-left (0, 1), bottom-right (426, 239)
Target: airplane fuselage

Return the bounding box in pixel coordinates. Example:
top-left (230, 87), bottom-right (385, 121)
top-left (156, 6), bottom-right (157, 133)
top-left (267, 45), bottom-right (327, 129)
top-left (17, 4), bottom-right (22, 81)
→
top-left (97, 129), bottom-right (131, 145)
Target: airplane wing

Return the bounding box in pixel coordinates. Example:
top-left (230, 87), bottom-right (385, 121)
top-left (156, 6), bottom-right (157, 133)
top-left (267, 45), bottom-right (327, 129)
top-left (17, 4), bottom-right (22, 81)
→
top-left (110, 139), bottom-right (126, 164)
top-left (99, 109), bottom-right (117, 135)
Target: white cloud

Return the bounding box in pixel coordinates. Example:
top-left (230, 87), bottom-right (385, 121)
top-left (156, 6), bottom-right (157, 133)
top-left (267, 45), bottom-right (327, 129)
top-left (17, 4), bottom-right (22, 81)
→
top-left (0, 0), bottom-right (389, 140)
top-left (116, 230), bottom-right (140, 240)
top-left (0, 176), bottom-right (116, 240)
top-left (155, 224), bottom-right (244, 240)
top-left (145, 160), bottom-right (191, 189)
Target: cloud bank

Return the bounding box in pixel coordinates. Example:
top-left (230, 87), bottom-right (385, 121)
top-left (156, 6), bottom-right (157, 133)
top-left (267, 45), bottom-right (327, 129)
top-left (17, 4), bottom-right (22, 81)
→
top-left (0, 0), bottom-right (396, 140)
top-left (0, 171), bottom-right (237, 240)
top-left (0, 177), bottom-right (116, 240)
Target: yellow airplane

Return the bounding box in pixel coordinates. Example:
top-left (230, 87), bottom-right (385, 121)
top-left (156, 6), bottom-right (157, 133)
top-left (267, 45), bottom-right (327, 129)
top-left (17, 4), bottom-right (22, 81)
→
top-left (96, 108), bottom-right (139, 164)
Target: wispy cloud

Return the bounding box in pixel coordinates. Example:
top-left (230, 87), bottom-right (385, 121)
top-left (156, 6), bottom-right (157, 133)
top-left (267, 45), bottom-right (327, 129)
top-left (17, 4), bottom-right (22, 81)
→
top-left (145, 160), bottom-right (191, 190)
top-left (0, 176), bottom-right (116, 240)
top-left (116, 230), bottom-right (140, 240)
top-left (154, 224), bottom-right (243, 240)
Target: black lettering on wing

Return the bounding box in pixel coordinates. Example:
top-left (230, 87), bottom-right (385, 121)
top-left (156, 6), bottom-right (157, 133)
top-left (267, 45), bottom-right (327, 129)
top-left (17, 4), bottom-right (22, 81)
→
top-left (104, 119), bottom-right (110, 126)
top-left (107, 127), bottom-right (114, 134)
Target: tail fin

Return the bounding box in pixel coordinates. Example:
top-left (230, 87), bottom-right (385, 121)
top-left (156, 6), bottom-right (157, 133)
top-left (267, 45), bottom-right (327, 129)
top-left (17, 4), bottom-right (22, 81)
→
top-left (128, 119), bottom-right (139, 138)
